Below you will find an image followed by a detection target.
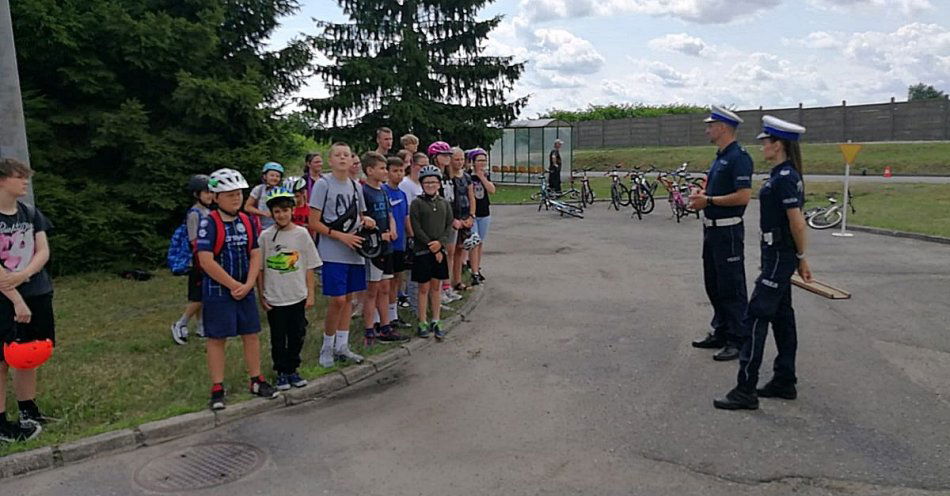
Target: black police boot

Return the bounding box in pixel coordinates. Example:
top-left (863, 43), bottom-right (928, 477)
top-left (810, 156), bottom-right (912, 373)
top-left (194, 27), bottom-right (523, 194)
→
top-left (713, 387), bottom-right (759, 410)
top-left (713, 344), bottom-right (740, 361)
top-left (691, 333), bottom-right (725, 349)
top-left (757, 380), bottom-right (797, 400)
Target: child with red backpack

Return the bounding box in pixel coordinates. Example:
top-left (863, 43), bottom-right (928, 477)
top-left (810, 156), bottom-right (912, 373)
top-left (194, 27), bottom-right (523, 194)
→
top-left (197, 168), bottom-right (279, 410)
top-left (170, 174), bottom-right (213, 345)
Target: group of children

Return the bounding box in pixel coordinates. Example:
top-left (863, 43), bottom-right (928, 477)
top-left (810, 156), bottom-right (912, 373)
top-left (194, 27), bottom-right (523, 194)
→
top-left (169, 131), bottom-right (495, 411)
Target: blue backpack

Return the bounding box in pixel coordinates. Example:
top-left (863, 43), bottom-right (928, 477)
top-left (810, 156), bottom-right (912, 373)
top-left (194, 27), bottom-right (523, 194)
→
top-left (166, 208), bottom-right (201, 275)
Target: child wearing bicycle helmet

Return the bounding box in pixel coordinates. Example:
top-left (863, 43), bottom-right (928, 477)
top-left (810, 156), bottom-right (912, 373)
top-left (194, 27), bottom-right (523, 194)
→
top-left (257, 187), bottom-right (321, 392)
top-left (171, 174), bottom-right (214, 345)
top-left (246, 162), bottom-right (284, 230)
top-left (410, 164), bottom-right (454, 341)
top-left (0, 158), bottom-right (54, 443)
top-left (283, 176), bottom-right (311, 232)
top-left (198, 168), bottom-right (279, 410)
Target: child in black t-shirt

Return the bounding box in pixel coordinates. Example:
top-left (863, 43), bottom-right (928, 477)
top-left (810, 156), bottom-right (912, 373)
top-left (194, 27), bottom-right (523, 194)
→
top-left (0, 158), bottom-right (54, 443)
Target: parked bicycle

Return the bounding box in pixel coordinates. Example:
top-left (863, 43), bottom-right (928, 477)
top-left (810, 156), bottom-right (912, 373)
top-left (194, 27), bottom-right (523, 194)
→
top-left (536, 175), bottom-right (584, 219)
top-left (571, 167), bottom-right (596, 207)
top-left (805, 190), bottom-right (855, 229)
top-left (628, 165), bottom-right (658, 220)
top-left (608, 165), bottom-right (632, 211)
top-left (657, 163), bottom-right (705, 223)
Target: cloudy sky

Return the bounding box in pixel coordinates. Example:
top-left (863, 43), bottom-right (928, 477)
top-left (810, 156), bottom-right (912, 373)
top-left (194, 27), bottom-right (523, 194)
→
top-left (272, 0), bottom-right (950, 118)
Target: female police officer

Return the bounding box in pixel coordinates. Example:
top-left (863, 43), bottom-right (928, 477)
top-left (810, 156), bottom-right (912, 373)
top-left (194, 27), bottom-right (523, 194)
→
top-left (714, 115), bottom-right (814, 410)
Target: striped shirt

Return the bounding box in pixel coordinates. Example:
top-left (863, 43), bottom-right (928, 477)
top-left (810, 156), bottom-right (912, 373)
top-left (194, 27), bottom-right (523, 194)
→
top-left (196, 215), bottom-right (259, 299)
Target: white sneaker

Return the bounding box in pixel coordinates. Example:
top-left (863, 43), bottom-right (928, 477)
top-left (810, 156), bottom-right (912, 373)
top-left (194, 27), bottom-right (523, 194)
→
top-left (447, 290), bottom-right (463, 302)
top-left (335, 347), bottom-right (364, 364)
top-left (319, 347), bottom-right (335, 368)
top-left (171, 321), bottom-right (188, 345)
top-left (440, 289), bottom-right (453, 304)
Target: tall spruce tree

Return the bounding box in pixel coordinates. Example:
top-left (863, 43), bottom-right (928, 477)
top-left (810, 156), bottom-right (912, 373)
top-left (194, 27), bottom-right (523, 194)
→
top-left (13, 0), bottom-right (313, 274)
top-left (305, 0), bottom-right (526, 150)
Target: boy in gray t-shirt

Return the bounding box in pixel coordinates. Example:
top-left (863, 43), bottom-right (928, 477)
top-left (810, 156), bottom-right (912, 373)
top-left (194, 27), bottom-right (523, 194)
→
top-left (308, 142), bottom-right (376, 368)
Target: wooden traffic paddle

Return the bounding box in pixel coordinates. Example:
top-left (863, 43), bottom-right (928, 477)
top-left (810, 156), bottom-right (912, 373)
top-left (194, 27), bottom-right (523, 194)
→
top-left (791, 274), bottom-right (851, 299)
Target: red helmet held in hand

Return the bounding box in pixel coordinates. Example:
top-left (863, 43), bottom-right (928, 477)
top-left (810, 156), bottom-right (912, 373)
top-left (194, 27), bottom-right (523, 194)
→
top-left (3, 339), bottom-right (54, 369)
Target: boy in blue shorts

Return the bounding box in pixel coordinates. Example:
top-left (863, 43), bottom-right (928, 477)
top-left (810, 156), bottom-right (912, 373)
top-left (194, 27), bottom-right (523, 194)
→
top-left (383, 156), bottom-right (413, 329)
top-left (197, 168), bottom-right (278, 410)
top-left (309, 143), bottom-right (376, 367)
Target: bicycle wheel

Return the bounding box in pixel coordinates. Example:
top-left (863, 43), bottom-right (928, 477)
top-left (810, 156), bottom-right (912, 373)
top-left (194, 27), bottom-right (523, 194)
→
top-left (807, 208), bottom-right (842, 229)
top-left (618, 184), bottom-right (632, 207)
top-left (582, 184), bottom-right (595, 207)
top-left (629, 185), bottom-right (642, 220)
top-left (637, 186), bottom-right (656, 214)
top-left (610, 184), bottom-right (621, 211)
top-left (554, 203), bottom-right (584, 219)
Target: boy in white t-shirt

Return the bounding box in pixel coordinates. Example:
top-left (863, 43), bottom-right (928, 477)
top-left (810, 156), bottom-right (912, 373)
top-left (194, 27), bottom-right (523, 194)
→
top-left (258, 187), bottom-right (322, 389)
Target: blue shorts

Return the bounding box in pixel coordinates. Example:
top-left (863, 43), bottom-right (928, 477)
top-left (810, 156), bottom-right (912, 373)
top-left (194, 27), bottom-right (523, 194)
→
top-left (202, 291), bottom-right (261, 339)
top-left (321, 262), bottom-right (367, 297)
top-left (473, 216), bottom-right (491, 243)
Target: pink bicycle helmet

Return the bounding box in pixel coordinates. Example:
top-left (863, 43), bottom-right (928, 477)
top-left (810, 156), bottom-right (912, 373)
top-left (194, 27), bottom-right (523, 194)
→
top-left (427, 141), bottom-right (452, 157)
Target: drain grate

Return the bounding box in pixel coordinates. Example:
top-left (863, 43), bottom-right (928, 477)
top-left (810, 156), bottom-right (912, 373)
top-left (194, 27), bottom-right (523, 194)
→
top-left (134, 442), bottom-right (266, 492)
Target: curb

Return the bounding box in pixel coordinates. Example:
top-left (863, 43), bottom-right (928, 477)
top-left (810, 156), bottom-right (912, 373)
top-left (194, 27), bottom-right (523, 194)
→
top-left (847, 225), bottom-right (950, 245)
top-left (0, 287), bottom-right (486, 481)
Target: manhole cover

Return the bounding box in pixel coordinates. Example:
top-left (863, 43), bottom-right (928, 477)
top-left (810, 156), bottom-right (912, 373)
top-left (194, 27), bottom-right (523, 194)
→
top-left (134, 442), bottom-right (266, 492)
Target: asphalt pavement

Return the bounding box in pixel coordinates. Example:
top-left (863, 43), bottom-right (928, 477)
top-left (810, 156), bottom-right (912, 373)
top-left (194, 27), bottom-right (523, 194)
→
top-left (4, 203), bottom-right (950, 495)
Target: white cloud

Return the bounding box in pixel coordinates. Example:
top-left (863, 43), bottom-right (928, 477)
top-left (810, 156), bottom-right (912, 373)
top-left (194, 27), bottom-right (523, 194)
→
top-left (532, 28), bottom-right (606, 74)
top-left (648, 33), bottom-right (709, 56)
top-left (843, 23), bottom-right (950, 86)
top-left (783, 31), bottom-right (843, 49)
top-left (646, 61), bottom-right (690, 87)
top-left (532, 72), bottom-right (586, 89)
top-left (517, 0), bottom-right (782, 25)
top-left (808, 0), bottom-right (933, 15)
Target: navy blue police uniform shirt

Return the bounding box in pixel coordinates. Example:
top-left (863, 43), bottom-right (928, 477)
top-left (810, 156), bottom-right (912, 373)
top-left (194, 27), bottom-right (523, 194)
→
top-left (758, 160), bottom-right (804, 239)
top-left (196, 215), bottom-right (259, 299)
top-left (704, 141), bottom-right (754, 219)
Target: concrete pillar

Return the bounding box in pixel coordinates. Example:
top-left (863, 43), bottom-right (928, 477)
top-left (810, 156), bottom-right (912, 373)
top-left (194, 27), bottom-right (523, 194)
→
top-left (0, 0), bottom-right (35, 205)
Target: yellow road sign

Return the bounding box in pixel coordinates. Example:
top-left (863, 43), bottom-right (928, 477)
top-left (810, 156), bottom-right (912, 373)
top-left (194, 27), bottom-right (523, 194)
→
top-left (839, 143), bottom-right (862, 165)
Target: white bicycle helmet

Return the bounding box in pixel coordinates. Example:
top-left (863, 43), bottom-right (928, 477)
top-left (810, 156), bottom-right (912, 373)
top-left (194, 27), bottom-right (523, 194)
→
top-left (419, 165), bottom-right (442, 182)
top-left (284, 175), bottom-right (307, 192)
top-left (462, 231), bottom-right (482, 251)
top-left (209, 168), bottom-right (249, 193)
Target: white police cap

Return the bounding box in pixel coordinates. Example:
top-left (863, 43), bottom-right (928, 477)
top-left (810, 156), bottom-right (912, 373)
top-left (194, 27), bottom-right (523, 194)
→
top-left (756, 115), bottom-right (806, 142)
top-left (703, 105), bottom-right (743, 127)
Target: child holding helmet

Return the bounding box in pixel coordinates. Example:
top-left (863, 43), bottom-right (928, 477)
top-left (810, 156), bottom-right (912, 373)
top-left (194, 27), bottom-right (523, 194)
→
top-left (257, 187), bottom-right (321, 391)
top-left (245, 162), bottom-right (285, 230)
top-left (0, 158), bottom-right (54, 442)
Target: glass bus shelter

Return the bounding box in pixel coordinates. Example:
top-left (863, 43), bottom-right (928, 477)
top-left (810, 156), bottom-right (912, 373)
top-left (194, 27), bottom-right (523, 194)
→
top-left (488, 119), bottom-right (573, 184)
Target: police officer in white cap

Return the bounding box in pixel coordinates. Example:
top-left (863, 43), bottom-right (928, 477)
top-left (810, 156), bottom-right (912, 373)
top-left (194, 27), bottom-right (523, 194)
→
top-left (688, 106), bottom-right (753, 362)
top-left (714, 115), bottom-right (814, 410)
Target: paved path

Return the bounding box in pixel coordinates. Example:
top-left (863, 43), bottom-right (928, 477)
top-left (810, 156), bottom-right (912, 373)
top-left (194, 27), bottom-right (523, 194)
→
top-left (5, 204), bottom-right (950, 495)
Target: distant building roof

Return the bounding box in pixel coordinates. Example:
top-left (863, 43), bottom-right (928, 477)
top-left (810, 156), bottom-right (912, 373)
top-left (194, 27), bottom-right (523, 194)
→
top-left (506, 119), bottom-right (572, 128)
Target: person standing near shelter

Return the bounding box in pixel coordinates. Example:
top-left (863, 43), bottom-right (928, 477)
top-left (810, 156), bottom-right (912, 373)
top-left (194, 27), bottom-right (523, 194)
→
top-left (688, 106), bottom-right (753, 362)
top-left (714, 116), bottom-right (812, 410)
top-left (548, 139), bottom-right (563, 193)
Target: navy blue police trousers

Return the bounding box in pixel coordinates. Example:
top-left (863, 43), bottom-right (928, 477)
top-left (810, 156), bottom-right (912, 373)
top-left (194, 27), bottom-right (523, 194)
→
top-left (702, 223), bottom-right (748, 345)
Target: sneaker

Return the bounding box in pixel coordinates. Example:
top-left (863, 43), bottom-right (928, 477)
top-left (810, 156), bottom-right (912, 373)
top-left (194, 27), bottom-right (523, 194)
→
top-left (288, 372), bottom-right (308, 388)
top-left (335, 347), bottom-right (364, 364)
top-left (417, 323), bottom-right (431, 339)
top-left (398, 295), bottom-right (410, 308)
top-left (471, 277), bottom-right (480, 286)
top-left (171, 321), bottom-right (188, 345)
top-left (432, 322), bottom-right (446, 341)
top-left (250, 376), bottom-right (280, 399)
top-left (476, 271), bottom-right (485, 282)
top-left (440, 290), bottom-right (452, 304)
top-left (391, 318), bottom-right (412, 329)
top-left (364, 327), bottom-right (377, 347)
top-left (448, 290), bottom-right (463, 302)
top-left (319, 347), bottom-right (335, 368)
top-left (19, 408), bottom-right (55, 427)
top-left (209, 385), bottom-right (226, 410)
top-left (275, 374), bottom-right (291, 391)
top-left (0, 420), bottom-right (41, 443)
top-left (378, 325), bottom-right (410, 343)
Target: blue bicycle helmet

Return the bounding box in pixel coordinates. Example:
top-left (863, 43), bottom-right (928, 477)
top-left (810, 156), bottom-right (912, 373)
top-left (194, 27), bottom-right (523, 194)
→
top-left (262, 162), bottom-right (285, 175)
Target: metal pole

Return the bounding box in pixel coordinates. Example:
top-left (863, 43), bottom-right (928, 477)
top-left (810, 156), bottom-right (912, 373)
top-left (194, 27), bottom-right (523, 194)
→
top-left (0, 0), bottom-right (35, 205)
top-left (833, 162), bottom-right (854, 237)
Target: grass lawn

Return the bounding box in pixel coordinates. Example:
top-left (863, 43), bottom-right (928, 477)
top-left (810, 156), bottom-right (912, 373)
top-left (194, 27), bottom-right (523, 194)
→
top-left (0, 271), bottom-right (472, 457)
top-left (573, 142), bottom-right (950, 176)
top-left (493, 179), bottom-right (950, 238)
